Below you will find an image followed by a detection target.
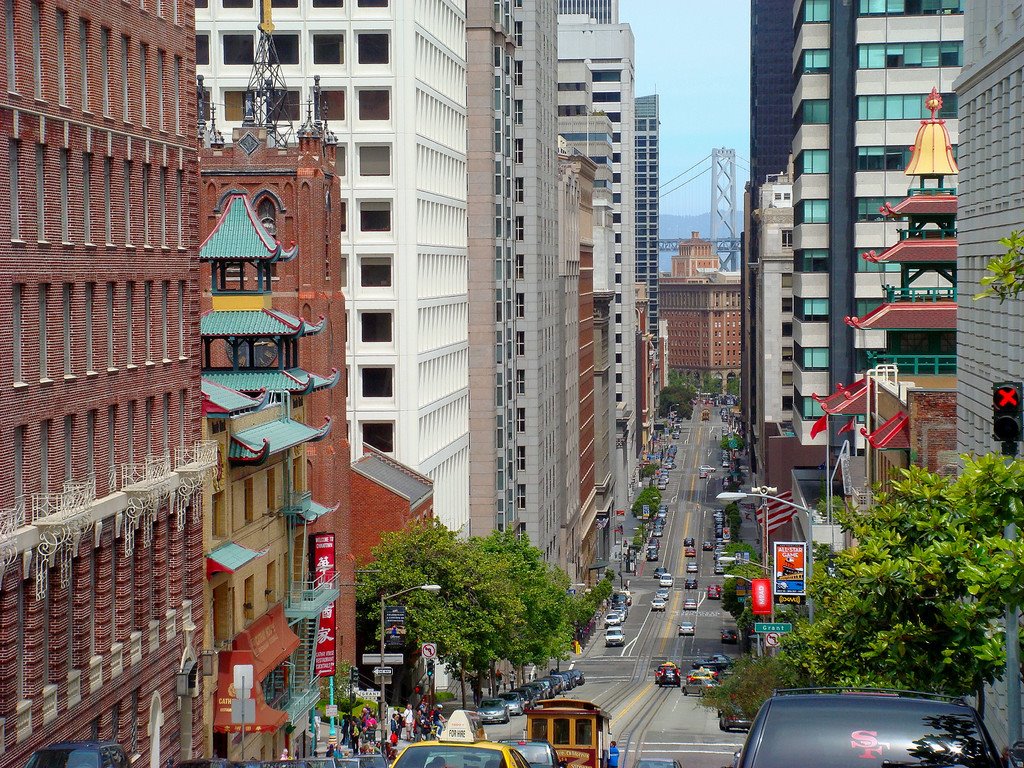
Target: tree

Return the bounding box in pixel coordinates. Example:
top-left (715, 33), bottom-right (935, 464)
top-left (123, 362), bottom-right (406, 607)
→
top-left (631, 486), bottom-right (662, 518)
top-left (698, 654), bottom-right (805, 718)
top-left (976, 230), bottom-right (1024, 302)
top-left (782, 456), bottom-right (1024, 695)
top-left (659, 371), bottom-right (696, 419)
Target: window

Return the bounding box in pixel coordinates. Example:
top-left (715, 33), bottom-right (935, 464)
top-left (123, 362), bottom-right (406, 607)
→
top-left (271, 34), bottom-right (298, 64)
top-left (857, 93), bottom-right (957, 120)
top-left (358, 0), bottom-right (388, 5)
top-left (799, 99), bottom-right (830, 124)
top-left (358, 89), bottom-right (389, 120)
top-left (31, 1), bottom-right (41, 98)
top-left (362, 422), bottom-right (394, 452)
top-left (796, 199), bottom-right (828, 224)
top-left (799, 48), bottom-right (830, 74)
top-left (35, 145), bottom-right (45, 241)
top-left (196, 34), bottom-right (209, 66)
top-left (59, 149), bottom-right (69, 241)
top-left (103, 158), bottom-right (112, 242)
top-left (62, 284), bottom-right (72, 375)
top-left (858, 0), bottom-right (962, 15)
top-left (858, 41), bottom-right (962, 69)
top-left (313, 34), bottom-right (343, 65)
top-left (38, 285), bottom-right (48, 380)
top-left (795, 391), bottom-right (825, 419)
top-left (795, 248), bottom-right (829, 272)
top-left (123, 161), bottom-right (132, 243)
top-left (84, 283), bottom-right (94, 372)
top-left (357, 33), bottom-right (389, 64)
top-left (796, 297), bottom-right (829, 321)
top-left (857, 197), bottom-right (902, 221)
top-left (8, 140), bottom-right (19, 239)
top-left (142, 165), bottom-right (150, 243)
top-left (313, 0), bottom-right (342, 7)
top-left (575, 719), bottom-right (593, 746)
top-left (223, 34), bottom-right (254, 65)
top-left (139, 43), bottom-right (148, 124)
top-left (360, 257), bottom-right (391, 287)
top-left (798, 345), bottom-right (829, 370)
top-left (120, 35), bottom-right (129, 121)
top-left (222, 0), bottom-right (252, 7)
top-left (359, 202), bottom-right (391, 232)
top-left (106, 283), bottom-right (114, 368)
top-left (856, 145), bottom-right (915, 171)
top-left (12, 284), bottom-right (23, 382)
top-left (159, 167), bottom-right (167, 246)
top-left (78, 20), bottom-right (88, 110)
top-left (360, 312), bottom-right (392, 342)
top-left (173, 57), bottom-right (181, 133)
top-left (126, 282), bottom-right (134, 365)
top-left (797, 149), bottom-right (829, 175)
top-left (361, 367), bottom-right (393, 398)
top-left (782, 229), bottom-right (793, 248)
top-left (359, 145), bottom-right (390, 176)
top-left (801, 0), bottom-right (829, 21)
top-left (4, 0), bottom-right (14, 92)
top-left (56, 11), bottom-right (67, 104)
top-left (552, 718), bottom-right (570, 746)
top-left (323, 89), bottom-right (345, 121)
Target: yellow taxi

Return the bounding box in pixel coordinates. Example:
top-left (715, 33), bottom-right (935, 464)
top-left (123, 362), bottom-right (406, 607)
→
top-left (392, 710), bottom-right (532, 768)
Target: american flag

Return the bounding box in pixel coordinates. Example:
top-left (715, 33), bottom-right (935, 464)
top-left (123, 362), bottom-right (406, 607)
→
top-left (755, 491), bottom-right (797, 534)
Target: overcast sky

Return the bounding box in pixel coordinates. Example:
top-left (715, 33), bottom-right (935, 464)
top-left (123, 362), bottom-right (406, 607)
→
top-left (619, 0), bottom-right (751, 216)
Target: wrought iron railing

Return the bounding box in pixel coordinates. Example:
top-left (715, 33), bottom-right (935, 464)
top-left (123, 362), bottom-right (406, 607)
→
top-left (883, 285), bottom-right (956, 303)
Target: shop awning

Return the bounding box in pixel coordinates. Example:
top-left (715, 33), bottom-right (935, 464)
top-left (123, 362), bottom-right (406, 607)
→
top-left (206, 542), bottom-right (268, 579)
top-left (212, 649), bottom-right (288, 734)
top-left (232, 603), bottom-right (301, 682)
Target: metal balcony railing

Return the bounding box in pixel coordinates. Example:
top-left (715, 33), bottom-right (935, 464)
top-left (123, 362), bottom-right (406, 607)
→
top-left (867, 352), bottom-right (957, 375)
top-left (883, 285), bottom-right (956, 303)
top-left (284, 573), bottom-right (339, 620)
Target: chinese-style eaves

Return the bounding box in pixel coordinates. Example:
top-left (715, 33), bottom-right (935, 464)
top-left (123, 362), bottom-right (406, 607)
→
top-left (861, 411), bottom-right (910, 450)
top-left (813, 378), bottom-right (868, 416)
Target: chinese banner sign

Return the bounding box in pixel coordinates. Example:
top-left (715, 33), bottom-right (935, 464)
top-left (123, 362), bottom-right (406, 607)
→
top-left (751, 578), bottom-right (772, 615)
top-left (310, 532), bottom-right (337, 677)
top-left (773, 541), bottom-right (807, 605)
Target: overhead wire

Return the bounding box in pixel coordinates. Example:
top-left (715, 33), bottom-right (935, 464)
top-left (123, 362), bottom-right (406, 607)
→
top-left (659, 154), bottom-right (712, 189)
top-left (659, 166), bottom-right (711, 200)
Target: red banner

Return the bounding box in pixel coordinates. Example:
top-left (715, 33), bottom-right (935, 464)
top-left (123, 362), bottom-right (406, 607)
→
top-left (751, 578), bottom-right (772, 615)
top-left (310, 533), bottom-right (337, 677)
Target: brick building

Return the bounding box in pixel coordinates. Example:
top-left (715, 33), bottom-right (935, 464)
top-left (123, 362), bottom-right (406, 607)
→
top-left (660, 273), bottom-right (742, 387)
top-left (672, 231), bottom-right (720, 280)
top-left (349, 449), bottom-right (433, 567)
top-left (0, 0), bottom-right (207, 763)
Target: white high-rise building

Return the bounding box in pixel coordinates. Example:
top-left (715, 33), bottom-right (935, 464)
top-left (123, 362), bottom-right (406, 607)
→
top-left (196, 0), bottom-right (471, 531)
top-left (558, 15), bottom-right (639, 498)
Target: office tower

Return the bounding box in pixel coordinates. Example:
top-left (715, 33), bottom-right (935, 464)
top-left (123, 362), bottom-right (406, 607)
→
top-left (0, 0), bottom-right (206, 763)
top-left (749, 0), bottom-right (796, 201)
top-left (789, 0), bottom-right (963, 444)
top-left (955, 1), bottom-right (1024, 460)
top-left (635, 94), bottom-right (660, 335)
top-left (196, 0), bottom-right (471, 531)
top-left (557, 0), bottom-right (618, 23)
top-left (558, 15), bottom-right (639, 497)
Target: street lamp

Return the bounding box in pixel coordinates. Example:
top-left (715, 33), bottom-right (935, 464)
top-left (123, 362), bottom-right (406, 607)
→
top-left (379, 584), bottom-right (441, 755)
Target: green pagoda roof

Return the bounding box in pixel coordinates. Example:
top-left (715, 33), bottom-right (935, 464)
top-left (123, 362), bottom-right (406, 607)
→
top-left (202, 378), bottom-right (272, 416)
top-left (200, 193), bottom-right (298, 263)
top-left (203, 368), bottom-right (340, 396)
top-left (201, 309), bottom-right (327, 339)
top-left (229, 416), bottom-right (333, 464)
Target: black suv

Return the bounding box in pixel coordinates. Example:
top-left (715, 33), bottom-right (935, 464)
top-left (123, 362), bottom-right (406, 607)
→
top-left (732, 689), bottom-right (1001, 768)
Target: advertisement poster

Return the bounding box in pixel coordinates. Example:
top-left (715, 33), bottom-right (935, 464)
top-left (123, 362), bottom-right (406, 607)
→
top-left (383, 605), bottom-right (407, 651)
top-left (310, 532), bottom-right (337, 677)
top-left (751, 578), bottom-right (772, 615)
top-left (773, 541), bottom-right (807, 605)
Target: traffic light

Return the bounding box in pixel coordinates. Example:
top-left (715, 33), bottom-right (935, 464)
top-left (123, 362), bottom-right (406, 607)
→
top-left (414, 685), bottom-right (422, 695)
top-left (426, 659), bottom-right (435, 678)
top-left (993, 382), bottom-right (1024, 445)
top-left (349, 666), bottom-right (360, 690)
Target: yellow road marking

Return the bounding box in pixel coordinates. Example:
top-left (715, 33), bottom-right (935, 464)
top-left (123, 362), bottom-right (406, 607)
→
top-left (611, 680), bottom-right (655, 723)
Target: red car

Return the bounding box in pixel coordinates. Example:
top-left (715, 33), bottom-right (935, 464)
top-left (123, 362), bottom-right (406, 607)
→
top-left (707, 585), bottom-right (722, 599)
top-left (685, 547), bottom-right (697, 558)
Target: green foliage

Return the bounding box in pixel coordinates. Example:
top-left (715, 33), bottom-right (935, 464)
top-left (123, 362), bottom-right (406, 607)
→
top-left (640, 463), bottom-right (659, 479)
top-left (724, 502), bottom-right (742, 536)
top-left (721, 561), bottom-right (765, 622)
top-left (698, 654), bottom-right (805, 718)
top-left (631, 486), bottom-right (662, 518)
top-left (659, 371), bottom-right (696, 419)
top-left (783, 456), bottom-right (1024, 695)
top-left (632, 522), bottom-right (648, 550)
top-left (356, 522), bottom-right (575, 684)
top-left (567, 575), bottom-right (615, 630)
top-left (726, 377), bottom-right (741, 397)
top-left (976, 230), bottom-right (1024, 302)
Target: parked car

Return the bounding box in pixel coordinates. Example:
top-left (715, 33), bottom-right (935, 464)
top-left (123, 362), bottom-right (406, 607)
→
top-left (478, 697), bottom-right (511, 724)
top-left (26, 742), bottom-right (130, 768)
top-left (646, 545), bottom-right (660, 561)
top-left (732, 690), bottom-right (1002, 768)
top-left (718, 710), bottom-right (753, 733)
top-left (498, 740), bottom-right (561, 768)
top-left (678, 621), bottom-right (696, 636)
top-left (604, 610), bottom-right (623, 627)
top-left (721, 628), bottom-right (739, 644)
top-left (714, 563), bottom-right (725, 575)
top-left (513, 687), bottom-right (537, 708)
top-left (652, 525), bottom-right (664, 538)
top-left (702, 540), bottom-right (714, 551)
top-left (605, 627), bottom-right (625, 647)
top-left (568, 668), bottom-right (585, 686)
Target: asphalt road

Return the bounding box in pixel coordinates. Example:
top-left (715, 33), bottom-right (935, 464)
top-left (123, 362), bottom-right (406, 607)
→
top-left (483, 409), bottom-right (748, 768)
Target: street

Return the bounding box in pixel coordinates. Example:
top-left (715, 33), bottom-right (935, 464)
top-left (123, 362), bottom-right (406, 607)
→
top-left (484, 409), bottom-right (745, 768)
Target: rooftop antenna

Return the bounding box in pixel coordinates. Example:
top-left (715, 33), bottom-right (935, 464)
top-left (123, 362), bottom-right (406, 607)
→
top-left (245, 0), bottom-right (292, 146)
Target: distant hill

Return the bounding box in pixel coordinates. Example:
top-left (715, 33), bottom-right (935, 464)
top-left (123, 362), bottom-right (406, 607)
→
top-left (660, 213), bottom-right (711, 240)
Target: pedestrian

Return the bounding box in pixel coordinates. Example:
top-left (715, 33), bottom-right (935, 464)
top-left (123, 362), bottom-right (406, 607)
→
top-left (326, 744), bottom-right (336, 758)
top-left (280, 748), bottom-right (290, 760)
top-left (391, 712), bottom-right (402, 743)
top-left (608, 741), bottom-right (619, 768)
top-left (403, 705), bottom-right (415, 740)
top-left (351, 717), bottom-right (361, 752)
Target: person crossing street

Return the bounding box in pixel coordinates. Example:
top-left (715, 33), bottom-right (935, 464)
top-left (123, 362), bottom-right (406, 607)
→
top-left (608, 741), bottom-right (620, 768)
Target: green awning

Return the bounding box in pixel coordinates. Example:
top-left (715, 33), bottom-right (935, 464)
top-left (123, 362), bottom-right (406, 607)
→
top-left (206, 542), bottom-right (267, 578)
top-left (201, 309), bottom-right (326, 339)
top-left (200, 193), bottom-right (297, 263)
top-left (203, 368), bottom-right (340, 396)
top-left (229, 417), bottom-right (332, 464)
top-left (202, 378), bottom-right (266, 416)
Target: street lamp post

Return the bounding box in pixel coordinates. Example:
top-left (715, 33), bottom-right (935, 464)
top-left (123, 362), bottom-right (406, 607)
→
top-left (379, 584), bottom-right (441, 756)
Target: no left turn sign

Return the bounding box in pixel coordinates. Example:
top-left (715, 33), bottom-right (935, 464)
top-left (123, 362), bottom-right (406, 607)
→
top-left (764, 632), bottom-right (780, 648)
top-left (421, 642), bottom-right (438, 659)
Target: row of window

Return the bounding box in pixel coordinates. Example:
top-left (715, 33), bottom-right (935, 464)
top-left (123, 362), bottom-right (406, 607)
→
top-left (10, 280), bottom-right (188, 385)
top-left (4, 0), bottom-right (186, 132)
top-left (8, 141), bottom-right (187, 248)
top-left (196, 0), bottom-right (386, 8)
top-left (206, 85), bottom-right (389, 123)
top-left (857, 41), bottom-right (962, 69)
top-left (793, 248), bottom-right (903, 274)
top-left (199, 30), bottom-right (385, 68)
top-left (798, 93), bottom-right (958, 125)
top-left (794, 145), bottom-right (961, 178)
top-left (802, 0), bottom-right (962, 21)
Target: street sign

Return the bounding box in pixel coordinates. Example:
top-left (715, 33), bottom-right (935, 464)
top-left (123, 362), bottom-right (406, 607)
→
top-left (325, 705), bottom-right (338, 718)
top-left (233, 664), bottom-right (255, 698)
top-left (754, 622), bottom-right (792, 633)
top-left (362, 653), bottom-right (404, 665)
top-left (764, 632), bottom-right (781, 648)
top-left (231, 698), bottom-right (256, 724)
top-left (421, 642), bottom-right (438, 659)
top-left (373, 666), bottom-right (394, 678)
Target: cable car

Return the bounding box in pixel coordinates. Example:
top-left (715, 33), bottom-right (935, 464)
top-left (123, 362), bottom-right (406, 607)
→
top-left (525, 699), bottom-right (610, 768)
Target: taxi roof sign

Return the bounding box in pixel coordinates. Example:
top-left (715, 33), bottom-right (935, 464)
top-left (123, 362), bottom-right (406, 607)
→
top-left (439, 710), bottom-right (485, 743)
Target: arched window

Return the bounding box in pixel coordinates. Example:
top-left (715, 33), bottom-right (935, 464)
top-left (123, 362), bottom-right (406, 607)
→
top-left (257, 197), bottom-right (277, 236)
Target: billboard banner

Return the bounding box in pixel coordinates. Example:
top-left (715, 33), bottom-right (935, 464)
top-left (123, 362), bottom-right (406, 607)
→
top-left (310, 532), bottom-right (337, 677)
top-left (751, 578), bottom-right (772, 615)
top-left (773, 541), bottom-right (807, 605)
top-left (383, 605), bottom-right (408, 651)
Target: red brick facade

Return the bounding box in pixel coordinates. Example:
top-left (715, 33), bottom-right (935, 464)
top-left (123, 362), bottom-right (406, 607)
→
top-left (0, 0), bottom-right (202, 762)
top-left (199, 131), bottom-right (354, 663)
top-left (660, 277), bottom-right (742, 376)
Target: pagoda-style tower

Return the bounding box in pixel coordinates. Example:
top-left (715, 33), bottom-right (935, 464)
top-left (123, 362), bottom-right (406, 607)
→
top-left (845, 88), bottom-right (959, 379)
top-left (198, 193), bottom-right (341, 759)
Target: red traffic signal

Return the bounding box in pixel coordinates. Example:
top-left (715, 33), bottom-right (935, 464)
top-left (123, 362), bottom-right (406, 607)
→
top-left (993, 382), bottom-right (1024, 443)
